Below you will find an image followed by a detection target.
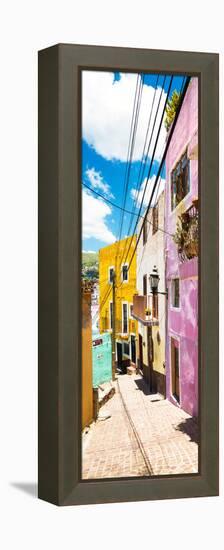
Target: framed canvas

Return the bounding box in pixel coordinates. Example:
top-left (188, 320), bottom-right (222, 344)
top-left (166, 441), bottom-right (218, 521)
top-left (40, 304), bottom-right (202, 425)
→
top-left (38, 43), bottom-right (219, 506)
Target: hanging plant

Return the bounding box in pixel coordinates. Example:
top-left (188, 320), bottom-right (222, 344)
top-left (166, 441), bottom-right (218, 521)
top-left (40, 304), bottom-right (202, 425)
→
top-left (173, 210), bottom-right (198, 260)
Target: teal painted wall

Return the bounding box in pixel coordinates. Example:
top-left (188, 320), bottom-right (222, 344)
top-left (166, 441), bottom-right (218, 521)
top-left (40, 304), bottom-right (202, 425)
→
top-left (92, 332), bottom-right (112, 387)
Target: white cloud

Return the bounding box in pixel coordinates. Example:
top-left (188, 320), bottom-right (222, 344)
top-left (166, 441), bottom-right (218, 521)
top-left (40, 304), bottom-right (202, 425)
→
top-left (85, 167), bottom-right (114, 198)
top-left (131, 175), bottom-right (165, 208)
top-left (82, 71), bottom-right (167, 162)
top-left (82, 189), bottom-right (116, 244)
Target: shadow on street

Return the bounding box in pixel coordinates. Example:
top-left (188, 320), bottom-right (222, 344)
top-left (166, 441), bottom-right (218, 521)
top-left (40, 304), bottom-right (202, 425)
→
top-left (134, 377), bottom-right (151, 396)
top-left (174, 417), bottom-right (199, 444)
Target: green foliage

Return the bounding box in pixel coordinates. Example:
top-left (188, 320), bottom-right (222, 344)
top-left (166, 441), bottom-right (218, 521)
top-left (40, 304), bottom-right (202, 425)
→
top-left (82, 251), bottom-right (98, 267)
top-left (173, 213), bottom-right (199, 261)
top-left (164, 90), bottom-right (180, 132)
top-left (82, 251), bottom-right (99, 280)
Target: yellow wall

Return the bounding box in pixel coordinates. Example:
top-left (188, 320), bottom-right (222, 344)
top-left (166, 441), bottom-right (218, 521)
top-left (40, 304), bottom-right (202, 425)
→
top-left (152, 326), bottom-right (165, 375)
top-left (139, 325), bottom-right (165, 374)
top-left (82, 291), bottom-right (93, 429)
top-left (99, 236), bottom-right (137, 341)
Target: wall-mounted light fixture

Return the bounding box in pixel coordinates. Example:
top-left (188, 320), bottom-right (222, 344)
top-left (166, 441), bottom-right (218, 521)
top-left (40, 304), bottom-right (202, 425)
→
top-left (149, 266), bottom-right (168, 297)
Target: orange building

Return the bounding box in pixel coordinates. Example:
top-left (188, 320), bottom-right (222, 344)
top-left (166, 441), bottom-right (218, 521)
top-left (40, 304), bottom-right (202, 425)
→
top-left (82, 289), bottom-right (93, 429)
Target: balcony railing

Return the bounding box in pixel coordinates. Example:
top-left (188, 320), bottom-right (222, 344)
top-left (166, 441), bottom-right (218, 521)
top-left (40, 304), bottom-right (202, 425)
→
top-left (131, 295), bottom-right (159, 326)
top-left (100, 317), bottom-right (136, 336)
top-left (173, 199), bottom-right (199, 262)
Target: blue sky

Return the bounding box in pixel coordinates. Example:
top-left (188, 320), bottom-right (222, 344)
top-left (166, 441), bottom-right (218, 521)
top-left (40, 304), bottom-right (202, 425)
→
top-left (82, 71), bottom-right (185, 253)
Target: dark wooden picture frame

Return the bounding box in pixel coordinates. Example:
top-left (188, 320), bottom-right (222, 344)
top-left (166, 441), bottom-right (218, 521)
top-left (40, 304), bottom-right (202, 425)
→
top-left (38, 43), bottom-right (219, 506)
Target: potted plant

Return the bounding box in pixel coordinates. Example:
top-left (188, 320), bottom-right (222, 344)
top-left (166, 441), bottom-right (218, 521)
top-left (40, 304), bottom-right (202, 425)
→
top-left (145, 308), bottom-right (151, 321)
top-left (173, 212), bottom-right (198, 260)
top-left (184, 216), bottom-right (199, 258)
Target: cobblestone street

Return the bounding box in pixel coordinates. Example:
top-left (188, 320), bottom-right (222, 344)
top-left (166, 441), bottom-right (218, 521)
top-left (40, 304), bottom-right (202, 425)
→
top-left (82, 374), bottom-right (199, 479)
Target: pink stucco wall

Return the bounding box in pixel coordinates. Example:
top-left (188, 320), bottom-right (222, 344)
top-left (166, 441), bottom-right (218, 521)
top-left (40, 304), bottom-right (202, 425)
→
top-left (165, 78), bottom-right (198, 417)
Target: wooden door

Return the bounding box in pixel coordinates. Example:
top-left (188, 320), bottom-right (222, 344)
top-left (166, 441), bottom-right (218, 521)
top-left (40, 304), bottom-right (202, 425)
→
top-left (117, 342), bottom-right (122, 369)
top-left (139, 334), bottom-right (143, 371)
top-left (171, 338), bottom-right (180, 401)
top-left (131, 335), bottom-right (136, 364)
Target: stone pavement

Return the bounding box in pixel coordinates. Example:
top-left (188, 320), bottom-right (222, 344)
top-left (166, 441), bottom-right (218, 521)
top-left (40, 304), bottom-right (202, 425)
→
top-left (82, 373), bottom-right (198, 479)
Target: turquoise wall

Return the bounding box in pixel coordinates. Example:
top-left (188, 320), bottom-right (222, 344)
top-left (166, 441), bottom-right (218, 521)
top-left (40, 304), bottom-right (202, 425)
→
top-left (92, 332), bottom-right (112, 387)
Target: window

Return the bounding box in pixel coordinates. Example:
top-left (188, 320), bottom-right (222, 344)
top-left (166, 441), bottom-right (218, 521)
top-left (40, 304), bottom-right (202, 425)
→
top-left (109, 267), bottom-right (114, 283)
top-left (152, 204), bottom-right (159, 234)
top-left (171, 151), bottom-right (190, 210)
top-left (122, 264), bottom-right (128, 282)
top-left (143, 218), bottom-right (148, 245)
top-left (109, 301), bottom-right (113, 330)
top-left (143, 274), bottom-right (147, 296)
top-left (152, 294), bottom-right (158, 319)
top-left (123, 342), bottom-right (130, 356)
top-left (171, 278), bottom-right (180, 308)
top-left (122, 303), bottom-right (128, 334)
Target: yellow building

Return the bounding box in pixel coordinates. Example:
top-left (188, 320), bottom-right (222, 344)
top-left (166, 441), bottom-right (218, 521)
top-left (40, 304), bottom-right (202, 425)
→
top-left (99, 236), bottom-right (137, 372)
top-left (82, 289), bottom-right (93, 429)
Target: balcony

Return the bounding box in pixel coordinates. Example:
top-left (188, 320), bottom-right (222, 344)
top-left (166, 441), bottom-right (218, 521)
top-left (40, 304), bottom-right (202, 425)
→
top-left (131, 295), bottom-right (159, 326)
top-left (173, 199), bottom-right (199, 262)
top-left (100, 317), bottom-right (136, 337)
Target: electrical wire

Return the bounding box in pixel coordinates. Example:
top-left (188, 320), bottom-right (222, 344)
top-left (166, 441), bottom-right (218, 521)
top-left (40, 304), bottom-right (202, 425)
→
top-left (124, 74), bottom-right (164, 241)
top-left (115, 74), bottom-right (144, 270)
top-left (82, 182), bottom-right (173, 237)
top-left (120, 75), bottom-right (174, 272)
top-left (127, 76), bottom-right (191, 273)
top-left (116, 74), bottom-right (162, 274)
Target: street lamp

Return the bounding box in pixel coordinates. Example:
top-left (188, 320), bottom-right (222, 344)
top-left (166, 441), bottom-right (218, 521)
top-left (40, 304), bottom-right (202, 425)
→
top-left (149, 266), bottom-right (160, 294)
top-left (149, 265), bottom-right (168, 296)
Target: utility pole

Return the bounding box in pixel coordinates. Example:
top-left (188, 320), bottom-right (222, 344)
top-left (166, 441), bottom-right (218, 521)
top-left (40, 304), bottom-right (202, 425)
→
top-left (112, 269), bottom-right (116, 381)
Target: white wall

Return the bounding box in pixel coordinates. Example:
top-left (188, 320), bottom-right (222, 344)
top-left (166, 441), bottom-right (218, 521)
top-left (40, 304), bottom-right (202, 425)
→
top-left (0, 2), bottom-right (223, 549)
top-left (137, 192), bottom-right (166, 371)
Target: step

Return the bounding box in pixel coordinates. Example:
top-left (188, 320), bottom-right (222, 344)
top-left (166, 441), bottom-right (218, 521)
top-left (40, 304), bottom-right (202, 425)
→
top-left (127, 366), bottom-right (136, 376)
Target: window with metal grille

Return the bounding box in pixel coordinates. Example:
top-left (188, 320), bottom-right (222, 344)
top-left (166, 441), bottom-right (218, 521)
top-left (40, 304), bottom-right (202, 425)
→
top-left (152, 204), bottom-right (159, 234)
top-left (172, 278), bottom-right (180, 308)
top-left (143, 274), bottom-right (147, 296)
top-left (109, 267), bottom-right (114, 283)
top-left (122, 264), bottom-right (128, 282)
top-left (122, 303), bottom-right (128, 334)
top-left (109, 301), bottom-right (113, 330)
top-left (171, 151), bottom-right (190, 210)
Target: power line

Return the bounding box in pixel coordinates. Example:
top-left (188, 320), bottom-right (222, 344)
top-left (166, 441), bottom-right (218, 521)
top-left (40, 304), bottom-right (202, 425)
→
top-left (116, 77), bottom-right (173, 291)
top-left (118, 74), bottom-right (162, 273)
top-left (116, 76), bottom-right (169, 280)
top-left (125, 74), bottom-right (164, 240)
top-left (127, 76), bottom-right (191, 273)
top-left (121, 75), bottom-right (174, 271)
top-left (86, 74), bottom-right (189, 326)
top-left (115, 74), bottom-right (144, 270)
top-left (82, 182), bottom-right (173, 237)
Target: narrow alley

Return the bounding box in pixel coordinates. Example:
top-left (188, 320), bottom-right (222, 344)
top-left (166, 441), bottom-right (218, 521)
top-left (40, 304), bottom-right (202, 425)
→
top-left (82, 374), bottom-right (198, 479)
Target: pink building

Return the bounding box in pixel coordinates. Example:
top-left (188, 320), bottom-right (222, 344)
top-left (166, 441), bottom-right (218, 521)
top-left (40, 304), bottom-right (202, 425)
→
top-left (164, 78), bottom-right (198, 417)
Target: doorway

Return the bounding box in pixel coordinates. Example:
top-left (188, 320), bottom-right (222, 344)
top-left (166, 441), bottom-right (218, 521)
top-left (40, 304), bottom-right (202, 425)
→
top-left (116, 342), bottom-right (122, 370)
top-left (139, 334), bottom-right (143, 372)
top-left (131, 335), bottom-right (136, 364)
top-left (147, 327), bottom-right (154, 392)
top-left (171, 338), bottom-right (180, 402)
